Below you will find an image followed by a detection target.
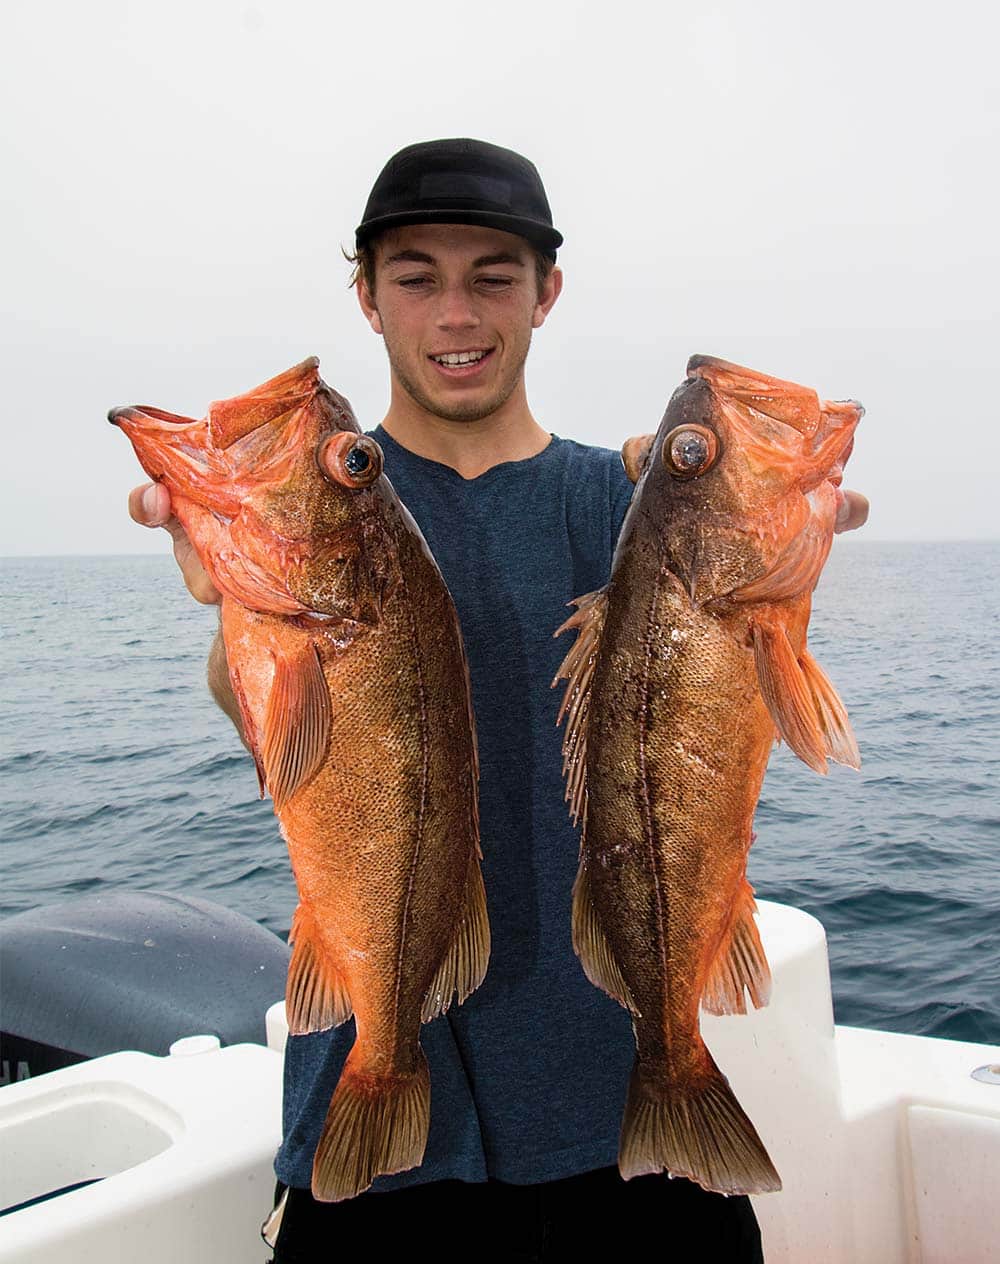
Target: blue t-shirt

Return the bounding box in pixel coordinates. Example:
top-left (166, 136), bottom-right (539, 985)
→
top-left (275, 427), bottom-right (635, 1190)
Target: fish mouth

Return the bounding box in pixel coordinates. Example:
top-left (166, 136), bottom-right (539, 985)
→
top-left (685, 354), bottom-right (862, 468)
top-left (108, 405), bottom-right (197, 429)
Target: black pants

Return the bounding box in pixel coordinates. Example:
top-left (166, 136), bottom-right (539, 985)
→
top-left (268, 1166), bottom-right (764, 1262)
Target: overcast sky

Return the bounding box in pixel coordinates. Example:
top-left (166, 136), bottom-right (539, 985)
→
top-left (4, 0), bottom-right (998, 555)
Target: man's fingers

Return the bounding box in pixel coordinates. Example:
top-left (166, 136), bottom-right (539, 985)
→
top-left (835, 490), bottom-right (870, 534)
top-left (127, 481), bottom-right (221, 604)
top-left (128, 482), bottom-right (173, 527)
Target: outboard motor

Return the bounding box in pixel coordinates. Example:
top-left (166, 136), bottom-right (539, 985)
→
top-left (0, 891), bottom-right (290, 1083)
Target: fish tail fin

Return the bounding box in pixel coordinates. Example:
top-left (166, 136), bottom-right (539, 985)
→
top-left (619, 1056), bottom-right (781, 1195)
top-left (311, 1045), bottom-right (430, 1202)
top-left (421, 853), bottom-right (491, 1022)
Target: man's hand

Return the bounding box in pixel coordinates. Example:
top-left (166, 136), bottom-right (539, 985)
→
top-left (127, 482), bottom-right (221, 604)
top-left (834, 489), bottom-right (869, 534)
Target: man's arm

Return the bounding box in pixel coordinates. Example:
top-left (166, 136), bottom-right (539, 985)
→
top-left (128, 481), bottom-right (245, 742)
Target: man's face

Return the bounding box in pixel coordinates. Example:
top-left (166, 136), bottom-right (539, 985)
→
top-left (357, 223), bottom-right (561, 425)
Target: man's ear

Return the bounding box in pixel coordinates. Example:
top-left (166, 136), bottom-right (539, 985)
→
top-left (356, 278), bottom-right (383, 335)
top-left (532, 265), bottom-right (563, 329)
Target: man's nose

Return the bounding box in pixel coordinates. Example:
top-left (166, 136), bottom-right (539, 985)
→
top-left (435, 285), bottom-right (480, 330)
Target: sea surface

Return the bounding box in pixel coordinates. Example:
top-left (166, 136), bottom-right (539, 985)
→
top-left (2, 545), bottom-right (998, 1045)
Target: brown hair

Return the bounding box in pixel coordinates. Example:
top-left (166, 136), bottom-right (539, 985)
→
top-left (343, 237), bottom-right (555, 297)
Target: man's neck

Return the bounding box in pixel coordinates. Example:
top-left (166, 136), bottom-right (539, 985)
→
top-left (378, 386), bottom-right (551, 480)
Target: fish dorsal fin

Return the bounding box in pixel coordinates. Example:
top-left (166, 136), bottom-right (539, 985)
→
top-left (730, 513), bottom-right (832, 605)
top-left (621, 434), bottom-right (656, 484)
top-left (421, 854), bottom-right (491, 1022)
top-left (552, 587), bottom-right (609, 826)
top-left (571, 859), bottom-right (639, 1014)
top-left (286, 901), bottom-right (353, 1034)
top-left (262, 642), bottom-right (331, 811)
top-left (701, 879), bottom-right (771, 1015)
top-left (751, 617), bottom-right (829, 774)
top-left (799, 648), bottom-right (861, 769)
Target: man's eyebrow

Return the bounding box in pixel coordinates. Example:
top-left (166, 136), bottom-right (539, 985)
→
top-left (383, 250), bottom-right (436, 267)
top-left (473, 252), bottom-right (527, 268)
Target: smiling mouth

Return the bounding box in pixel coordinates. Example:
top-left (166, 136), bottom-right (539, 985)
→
top-left (429, 349), bottom-right (493, 368)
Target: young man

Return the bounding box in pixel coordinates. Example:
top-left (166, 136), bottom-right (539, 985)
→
top-left (129, 139), bottom-right (868, 1262)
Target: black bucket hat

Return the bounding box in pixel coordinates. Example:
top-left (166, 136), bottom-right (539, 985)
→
top-left (356, 138), bottom-right (563, 259)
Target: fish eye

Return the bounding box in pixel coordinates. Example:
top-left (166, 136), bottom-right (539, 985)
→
top-left (662, 424), bottom-right (719, 479)
top-left (317, 433), bottom-right (383, 488)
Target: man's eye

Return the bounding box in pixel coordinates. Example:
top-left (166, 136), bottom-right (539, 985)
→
top-left (397, 276), bottom-right (432, 289)
top-left (477, 276), bottom-right (515, 289)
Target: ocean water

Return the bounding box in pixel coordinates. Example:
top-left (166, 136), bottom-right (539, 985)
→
top-left (2, 544), bottom-right (998, 1045)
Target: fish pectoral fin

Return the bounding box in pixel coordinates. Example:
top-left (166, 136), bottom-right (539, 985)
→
top-left (262, 641), bottom-right (331, 811)
top-left (552, 587), bottom-right (609, 826)
top-left (751, 617), bottom-right (829, 774)
top-left (286, 902), bottom-right (353, 1034)
top-left (571, 860), bottom-right (639, 1015)
top-left (702, 879), bottom-right (771, 1015)
top-left (421, 855), bottom-right (491, 1022)
top-left (621, 433), bottom-right (656, 484)
top-left (799, 648), bottom-right (861, 770)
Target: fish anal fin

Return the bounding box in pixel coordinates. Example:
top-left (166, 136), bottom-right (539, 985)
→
top-left (800, 648), bottom-right (861, 770)
top-left (421, 855), bottom-right (491, 1022)
top-left (286, 902), bottom-right (353, 1034)
top-left (571, 860), bottom-right (639, 1015)
top-left (752, 618), bottom-right (828, 774)
top-left (262, 641), bottom-right (331, 811)
top-left (619, 1055), bottom-right (781, 1194)
top-left (552, 587), bottom-right (609, 826)
top-left (312, 1045), bottom-right (430, 1202)
top-left (702, 879), bottom-right (771, 1016)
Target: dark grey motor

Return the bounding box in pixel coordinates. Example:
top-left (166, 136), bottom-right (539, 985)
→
top-left (0, 890), bottom-right (290, 1083)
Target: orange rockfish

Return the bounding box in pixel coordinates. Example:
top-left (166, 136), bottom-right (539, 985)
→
top-left (110, 357), bottom-right (487, 1201)
top-left (554, 355), bottom-right (862, 1195)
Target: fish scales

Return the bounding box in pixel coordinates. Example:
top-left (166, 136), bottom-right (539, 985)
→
top-left (555, 354), bottom-right (862, 1196)
top-left (111, 357), bottom-right (488, 1202)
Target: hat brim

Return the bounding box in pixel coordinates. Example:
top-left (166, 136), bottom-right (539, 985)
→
top-left (355, 209), bottom-right (562, 257)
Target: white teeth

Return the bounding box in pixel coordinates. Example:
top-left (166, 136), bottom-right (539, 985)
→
top-left (433, 351), bottom-right (487, 365)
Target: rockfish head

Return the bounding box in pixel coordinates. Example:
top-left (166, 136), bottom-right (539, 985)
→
top-left (622, 355), bottom-right (862, 606)
top-left (110, 357), bottom-right (397, 622)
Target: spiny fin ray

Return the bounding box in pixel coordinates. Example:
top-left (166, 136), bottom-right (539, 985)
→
top-left (552, 588), bottom-right (609, 826)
